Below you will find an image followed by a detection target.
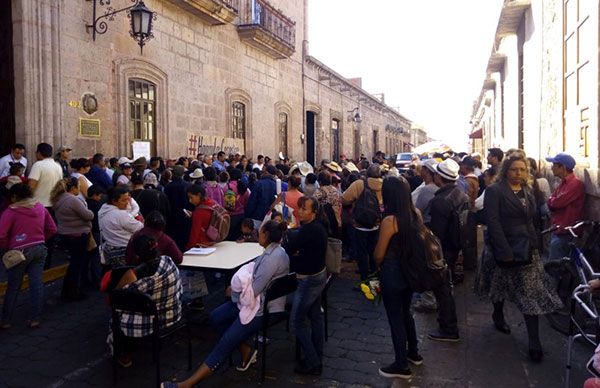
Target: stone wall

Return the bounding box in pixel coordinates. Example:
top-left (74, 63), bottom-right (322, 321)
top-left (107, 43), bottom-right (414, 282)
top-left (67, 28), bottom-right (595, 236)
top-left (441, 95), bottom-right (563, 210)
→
top-left (12, 0), bottom-right (305, 160)
top-left (303, 57), bottom-right (411, 162)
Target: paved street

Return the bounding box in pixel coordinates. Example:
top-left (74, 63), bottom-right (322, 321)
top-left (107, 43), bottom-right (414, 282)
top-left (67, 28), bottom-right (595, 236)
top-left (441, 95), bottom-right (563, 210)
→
top-left (0, 263), bottom-right (593, 388)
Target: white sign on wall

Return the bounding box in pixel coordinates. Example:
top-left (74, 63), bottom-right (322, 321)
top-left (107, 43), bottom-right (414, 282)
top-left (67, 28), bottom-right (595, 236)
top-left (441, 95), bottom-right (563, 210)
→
top-left (132, 141), bottom-right (151, 161)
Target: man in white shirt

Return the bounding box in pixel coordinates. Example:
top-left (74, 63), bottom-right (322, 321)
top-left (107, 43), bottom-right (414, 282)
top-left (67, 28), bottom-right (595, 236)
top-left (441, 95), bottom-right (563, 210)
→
top-left (252, 154), bottom-right (265, 171)
top-left (28, 143), bottom-right (64, 208)
top-left (0, 143), bottom-right (27, 178)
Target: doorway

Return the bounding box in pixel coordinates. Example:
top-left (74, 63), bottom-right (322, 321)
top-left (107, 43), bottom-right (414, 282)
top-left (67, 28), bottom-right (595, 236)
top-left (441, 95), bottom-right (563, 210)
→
top-left (306, 111), bottom-right (315, 165)
top-left (0, 1), bottom-right (15, 155)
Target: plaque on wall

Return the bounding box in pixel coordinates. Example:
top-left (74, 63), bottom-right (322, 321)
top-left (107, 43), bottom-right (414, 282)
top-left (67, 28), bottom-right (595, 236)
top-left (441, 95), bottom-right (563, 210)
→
top-left (79, 118), bottom-right (101, 137)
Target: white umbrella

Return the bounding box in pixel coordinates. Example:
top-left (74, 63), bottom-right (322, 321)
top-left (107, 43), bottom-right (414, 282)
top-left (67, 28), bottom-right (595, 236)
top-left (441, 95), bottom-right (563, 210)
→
top-left (412, 140), bottom-right (451, 155)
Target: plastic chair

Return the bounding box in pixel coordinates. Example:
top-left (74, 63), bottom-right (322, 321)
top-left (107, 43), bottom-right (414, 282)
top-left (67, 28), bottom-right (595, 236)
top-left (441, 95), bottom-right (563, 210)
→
top-left (255, 273), bottom-right (298, 382)
top-left (109, 289), bottom-right (192, 388)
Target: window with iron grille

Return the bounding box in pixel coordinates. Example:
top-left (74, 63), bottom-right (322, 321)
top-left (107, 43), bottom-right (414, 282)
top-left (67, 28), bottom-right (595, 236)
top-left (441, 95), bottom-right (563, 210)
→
top-left (129, 79), bottom-right (156, 142)
top-left (232, 101), bottom-right (246, 139)
top-left (331, 118), bottom-right (340, 162)
top-left (279, 112), bottom-right (288, 156)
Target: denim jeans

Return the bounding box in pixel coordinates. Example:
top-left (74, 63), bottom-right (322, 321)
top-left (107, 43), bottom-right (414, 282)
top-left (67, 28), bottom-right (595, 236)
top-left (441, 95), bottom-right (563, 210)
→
top-left (431, 270), bottom-right (458, 335)
top-left (380, 260), bottom-right (417, 369)
top-left (354, 228), bottom-right (379, 280)
top-left (204, 301), bottom-right (264, 370)
top-left (1, 244), bottom-right (47, 324)
top-left (548, 233), bottom-right (573, 261)
top-left (291, 271), bottom-right (327, 369)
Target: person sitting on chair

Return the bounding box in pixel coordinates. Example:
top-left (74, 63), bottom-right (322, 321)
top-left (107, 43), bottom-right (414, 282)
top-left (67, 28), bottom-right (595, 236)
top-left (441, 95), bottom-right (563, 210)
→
top-left (103, 234), bottom-right (182, 368)
top-left (162, 220), bottom-right (289, 388)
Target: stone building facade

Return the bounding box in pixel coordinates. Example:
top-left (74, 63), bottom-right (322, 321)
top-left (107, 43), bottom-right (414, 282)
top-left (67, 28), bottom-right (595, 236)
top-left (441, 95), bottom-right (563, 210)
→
top-left (3, 0), bottom-right (415, 164)
top-left (470, 0), bottom-right (600, 214)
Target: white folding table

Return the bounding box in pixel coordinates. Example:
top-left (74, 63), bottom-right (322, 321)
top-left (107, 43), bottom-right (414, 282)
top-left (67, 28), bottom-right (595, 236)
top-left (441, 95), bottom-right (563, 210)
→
top-left (179, 241), bottom-right (264, 270)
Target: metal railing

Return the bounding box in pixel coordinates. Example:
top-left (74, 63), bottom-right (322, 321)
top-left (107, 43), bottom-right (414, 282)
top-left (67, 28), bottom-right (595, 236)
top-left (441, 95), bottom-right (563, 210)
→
top-left (219, 0), bottom-right (240, 13)
top-left (239, 0), bottom-right (295, 47)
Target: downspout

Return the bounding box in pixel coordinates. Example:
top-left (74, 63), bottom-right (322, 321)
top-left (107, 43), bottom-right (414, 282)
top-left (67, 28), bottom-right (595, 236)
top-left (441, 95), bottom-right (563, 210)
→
top-left (301, 0), bottom-right (308, 161)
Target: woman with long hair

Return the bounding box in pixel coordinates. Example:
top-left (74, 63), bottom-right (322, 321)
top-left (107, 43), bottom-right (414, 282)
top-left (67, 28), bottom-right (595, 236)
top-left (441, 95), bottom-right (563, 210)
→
top-left (373, 176), bottom-right (421, 380)
top-left (51, 177), bottom-right (95, 300)
top-left (476, 152), bottom-right (561, 362)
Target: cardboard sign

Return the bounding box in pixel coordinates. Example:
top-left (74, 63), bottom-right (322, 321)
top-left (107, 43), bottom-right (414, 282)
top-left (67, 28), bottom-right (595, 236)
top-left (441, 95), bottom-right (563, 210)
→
top-left (186, 134), bottom-right (245, 157)
top-left (132, 141), bottom-right (151, 160)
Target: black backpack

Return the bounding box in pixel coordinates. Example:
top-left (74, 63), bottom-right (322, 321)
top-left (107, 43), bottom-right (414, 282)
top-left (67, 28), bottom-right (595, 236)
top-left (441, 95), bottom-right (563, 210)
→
top-left (353, 179), bottom-right (381, 229)
top-left (449, 197), bottom-right (470, 251)
top-left (401, 227), bottom-right (448, 293)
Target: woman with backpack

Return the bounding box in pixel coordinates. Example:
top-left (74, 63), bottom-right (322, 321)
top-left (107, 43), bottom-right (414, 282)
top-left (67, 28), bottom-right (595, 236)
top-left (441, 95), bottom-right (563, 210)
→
top-left (373, 176), bottom-right (422, 380)
top-left (186, 184), bottom-right (217, 248)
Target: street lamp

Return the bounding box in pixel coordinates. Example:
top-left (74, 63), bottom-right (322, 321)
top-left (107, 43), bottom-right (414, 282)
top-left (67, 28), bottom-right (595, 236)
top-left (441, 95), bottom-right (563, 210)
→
top-left (86, 0), bottom-right (156, 54)
top-left (129, 1), bottom-right (154, 53)
top-left (347, 107), bottom-right (362, 123)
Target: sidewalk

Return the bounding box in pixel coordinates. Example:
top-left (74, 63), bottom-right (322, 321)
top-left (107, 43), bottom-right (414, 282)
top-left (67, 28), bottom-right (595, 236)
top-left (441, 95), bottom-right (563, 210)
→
top-left (0, 263), bottom-right (593, 387)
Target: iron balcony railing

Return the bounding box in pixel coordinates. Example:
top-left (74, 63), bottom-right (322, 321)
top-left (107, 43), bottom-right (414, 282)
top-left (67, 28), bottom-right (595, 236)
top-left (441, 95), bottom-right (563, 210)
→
top-left (238, 0), bottom-right (295, 47)
top-left (220, 0), bottom-right (240, 13)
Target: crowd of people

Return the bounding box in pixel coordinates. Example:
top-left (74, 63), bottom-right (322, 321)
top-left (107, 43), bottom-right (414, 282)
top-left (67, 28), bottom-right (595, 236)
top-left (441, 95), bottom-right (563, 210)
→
top-left (0, 141), bottom-right (594, 383)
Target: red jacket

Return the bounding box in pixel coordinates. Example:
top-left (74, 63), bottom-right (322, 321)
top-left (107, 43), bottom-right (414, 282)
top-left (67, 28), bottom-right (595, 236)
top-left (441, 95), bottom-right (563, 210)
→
top-left (186, 197), bottom-right (216, 249)
top-left (548, 173), bottom-right (585, 234)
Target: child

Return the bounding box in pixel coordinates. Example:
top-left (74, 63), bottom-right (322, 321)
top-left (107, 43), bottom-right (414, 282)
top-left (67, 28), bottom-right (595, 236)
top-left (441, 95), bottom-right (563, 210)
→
top-left (270, 210), bottom-right (283, 223)
top-left (237, 218), bottom-right (258, 243)
top-left (1, 162), bottom-right (27, 190)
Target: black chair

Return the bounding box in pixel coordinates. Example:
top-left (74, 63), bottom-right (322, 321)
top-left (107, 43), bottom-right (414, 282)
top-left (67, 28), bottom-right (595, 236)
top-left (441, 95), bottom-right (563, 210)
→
top-left (109, 289), bottom-right (192, 388)
top-left (255, 273), bottom-right (298, 382)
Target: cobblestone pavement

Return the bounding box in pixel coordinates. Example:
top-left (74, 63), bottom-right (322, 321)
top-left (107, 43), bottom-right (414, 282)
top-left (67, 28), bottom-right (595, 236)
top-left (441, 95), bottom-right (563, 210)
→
top-left (0, 263), bottom-right (593, 388)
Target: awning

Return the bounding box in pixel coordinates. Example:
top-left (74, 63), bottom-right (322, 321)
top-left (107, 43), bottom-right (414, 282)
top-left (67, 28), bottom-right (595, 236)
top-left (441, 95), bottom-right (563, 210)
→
top-left (469, 128), bottom-right (483, 139)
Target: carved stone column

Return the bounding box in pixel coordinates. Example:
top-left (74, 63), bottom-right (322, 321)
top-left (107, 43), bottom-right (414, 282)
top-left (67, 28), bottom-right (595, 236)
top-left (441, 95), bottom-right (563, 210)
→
top-left (12, 0), bottom-right (63, 154)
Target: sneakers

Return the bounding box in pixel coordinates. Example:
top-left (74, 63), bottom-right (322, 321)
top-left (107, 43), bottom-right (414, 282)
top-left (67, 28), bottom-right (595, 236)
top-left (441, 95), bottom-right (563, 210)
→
top-left (427, 330), bottom-right (460, 342)
top-left (407, 353), bottom-right (424, 366)
top-left (378, 364), bottom-right (412, 379)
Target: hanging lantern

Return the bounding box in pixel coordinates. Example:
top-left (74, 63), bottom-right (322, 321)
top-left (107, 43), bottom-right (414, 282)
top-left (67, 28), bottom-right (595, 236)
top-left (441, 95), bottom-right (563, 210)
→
top-left (129, 1), bottom-right (154, 54)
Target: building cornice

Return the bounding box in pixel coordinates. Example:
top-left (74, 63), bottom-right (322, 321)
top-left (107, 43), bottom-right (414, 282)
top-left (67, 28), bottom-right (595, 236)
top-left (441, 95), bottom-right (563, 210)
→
top-left (305, 55), bottom-right (411, 125)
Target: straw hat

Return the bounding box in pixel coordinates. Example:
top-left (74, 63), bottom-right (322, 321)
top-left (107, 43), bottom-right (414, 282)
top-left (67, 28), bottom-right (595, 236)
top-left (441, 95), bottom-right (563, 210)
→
top-left (298, 161), bottom-right (314, 176)
top-left (343, 162), bottom-right (359, 173)
top-left (325, 161), bottom-right (343, 173)
top-left (189, 168), bottom-right (204, 179)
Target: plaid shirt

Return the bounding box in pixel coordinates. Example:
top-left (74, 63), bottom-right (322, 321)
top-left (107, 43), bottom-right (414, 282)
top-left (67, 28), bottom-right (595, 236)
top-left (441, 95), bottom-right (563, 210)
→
top-left (119, 256), bottom-right (182, 337)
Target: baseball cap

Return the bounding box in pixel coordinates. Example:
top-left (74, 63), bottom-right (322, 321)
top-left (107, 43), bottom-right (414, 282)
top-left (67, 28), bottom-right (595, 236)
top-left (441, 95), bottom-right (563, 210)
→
top-left (117, 156), bottom-right (133, 165)
top-left (546, 152), bottom-right (576, 170)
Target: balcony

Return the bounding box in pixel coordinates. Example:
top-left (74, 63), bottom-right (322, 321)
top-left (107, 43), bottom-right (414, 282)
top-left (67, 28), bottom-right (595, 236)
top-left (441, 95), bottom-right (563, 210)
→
top-left (170, 0), bottom-right (239, 25)
top-left (237, 0), bottom-right (296, 59)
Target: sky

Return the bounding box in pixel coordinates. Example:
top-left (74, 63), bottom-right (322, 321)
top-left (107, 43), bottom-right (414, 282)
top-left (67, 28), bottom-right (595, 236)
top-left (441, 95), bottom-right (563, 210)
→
top-left (308, 0), bottom-right (504, 151)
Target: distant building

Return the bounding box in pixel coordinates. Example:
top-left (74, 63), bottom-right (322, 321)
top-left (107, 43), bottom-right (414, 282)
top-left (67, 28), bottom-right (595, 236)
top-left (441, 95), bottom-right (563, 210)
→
top-left (470, 0), bottom-right (599, 171)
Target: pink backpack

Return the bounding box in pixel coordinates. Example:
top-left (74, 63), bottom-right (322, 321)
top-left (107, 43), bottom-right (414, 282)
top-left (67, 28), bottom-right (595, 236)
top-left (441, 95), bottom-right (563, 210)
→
top-left (198, 202), bottom-right (231, 242)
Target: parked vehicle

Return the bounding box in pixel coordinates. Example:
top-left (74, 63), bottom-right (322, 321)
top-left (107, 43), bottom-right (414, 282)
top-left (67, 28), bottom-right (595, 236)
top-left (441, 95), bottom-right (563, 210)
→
top-left (395, 152), bottom-right (417, 170)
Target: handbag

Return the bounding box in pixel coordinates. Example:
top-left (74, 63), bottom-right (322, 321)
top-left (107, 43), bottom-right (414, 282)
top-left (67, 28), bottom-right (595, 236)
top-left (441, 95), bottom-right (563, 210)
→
top-left (2, 250), bottom-right (26, 269)
top-left (86, 233), bottom-right (97, 251)
top-left (325, 237), bottom-right (342, 274)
